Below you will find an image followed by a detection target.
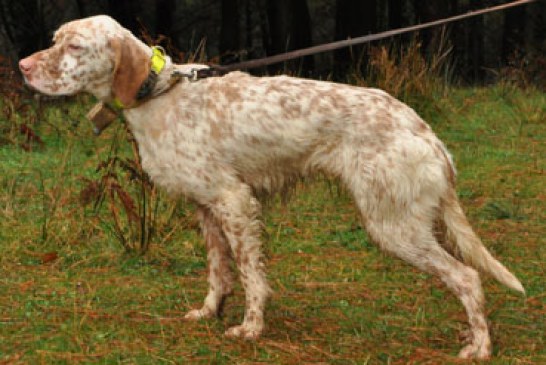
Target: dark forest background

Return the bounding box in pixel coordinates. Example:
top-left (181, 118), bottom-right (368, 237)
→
top-left (1, 0), bottom-right (545, 83)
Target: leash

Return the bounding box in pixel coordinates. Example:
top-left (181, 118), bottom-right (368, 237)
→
top-left (88, 0), bottom-right (536, 133)
top-left (138, 0), bottom-right (537, 82)
top-left (196, 0), bottom-right (536, 78)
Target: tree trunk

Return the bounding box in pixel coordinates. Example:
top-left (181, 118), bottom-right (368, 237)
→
top-left (470, 7), bottom-right (484, 81)
top-left (219, 0), bottom-right (240, 64)
top-left (75, 0), bottom-right (86, 16)
top-left (108, 0), bottom-right (141, 35)
top-left (502, 3), bottom-right (526, 63)
top-left (156, 0), bottom-right (175, 38)
top-left (245, 0), bottom-right (253, 56)
top-left (1, 0), bottom-right (46, 59)
top-left (73, 0), bottom-right (108, 17)
top-left (334, 0), bottom-right (376, 76)
top-left (265, 0), bottom-right (313, 74)
top-left (413, 0), bottom-right (452, 56)
top-left (388, 0), bottom-right (403, 29)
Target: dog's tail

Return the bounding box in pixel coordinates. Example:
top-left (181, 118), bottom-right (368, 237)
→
top-left (441, 188), bottom-right (525, 294)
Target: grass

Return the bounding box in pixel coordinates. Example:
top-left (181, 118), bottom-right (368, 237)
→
top-left (0, 84), bottom-right (545, 364)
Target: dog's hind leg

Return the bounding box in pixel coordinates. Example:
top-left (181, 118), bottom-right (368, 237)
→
top-left (362, 209), bottom-right (491, 359)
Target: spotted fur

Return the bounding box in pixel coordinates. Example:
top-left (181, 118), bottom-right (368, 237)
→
top-left (19, 15), bottom-right (524, 359)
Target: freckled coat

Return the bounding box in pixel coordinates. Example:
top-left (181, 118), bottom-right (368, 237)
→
top-left (19, 15), bottom-right (524, 359)
top-left (127, 72), bottom-right (451, 205)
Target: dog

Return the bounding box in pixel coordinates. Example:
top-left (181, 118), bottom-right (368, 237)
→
top-left (19, 15), bottom-right (524, 359)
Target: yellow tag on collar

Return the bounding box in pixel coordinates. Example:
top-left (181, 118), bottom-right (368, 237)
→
top-left (111, 98), bottom-right (125, 110)
top-left (151, 46), bottom-right (167, 74)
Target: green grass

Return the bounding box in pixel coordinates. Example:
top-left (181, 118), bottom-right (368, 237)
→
top-left (0, 85), bottom-right (544, 364)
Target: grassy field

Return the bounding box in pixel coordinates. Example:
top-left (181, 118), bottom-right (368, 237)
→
top-left (0, 84), bottom-right (544, 364)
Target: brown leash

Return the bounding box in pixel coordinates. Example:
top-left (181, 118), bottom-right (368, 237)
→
top-left (196, 0), bottom-right (536, 78)
top-left (88, 0), bottom-right (536, 133)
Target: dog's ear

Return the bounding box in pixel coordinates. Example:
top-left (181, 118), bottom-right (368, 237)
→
top-left (110, 36), bottom-right (150, 107)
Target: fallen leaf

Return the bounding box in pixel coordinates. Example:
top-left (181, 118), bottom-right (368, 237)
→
top-left (42, 252), bottom-right (58, 264)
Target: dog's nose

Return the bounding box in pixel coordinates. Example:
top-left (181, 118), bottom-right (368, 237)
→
top-left (19, 57), bottom-right (36, 75)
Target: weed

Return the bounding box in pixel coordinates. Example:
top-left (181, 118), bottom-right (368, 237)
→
top-left (79, 129), bottom-right (159, 254)
top-left (352, 35), bottom-right (454, 123)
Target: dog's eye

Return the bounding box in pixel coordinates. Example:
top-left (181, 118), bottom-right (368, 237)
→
top-left (68, 44), bottom-right (83, 51)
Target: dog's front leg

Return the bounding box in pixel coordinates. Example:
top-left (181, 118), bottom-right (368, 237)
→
top-left (211, 184), bottom-right (271, 340)
top-left (185, 207), bottom-right (234, 320)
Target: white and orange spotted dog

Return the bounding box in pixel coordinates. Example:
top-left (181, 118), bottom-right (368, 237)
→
top-left (19, 15), bottom-right (524, 359)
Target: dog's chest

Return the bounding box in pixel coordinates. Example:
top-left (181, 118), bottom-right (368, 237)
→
top-left (127, 110), bottom-right (218, 199)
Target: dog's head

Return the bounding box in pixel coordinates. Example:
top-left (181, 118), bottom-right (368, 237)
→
top-left (19, 15), bottom-right (152, 106)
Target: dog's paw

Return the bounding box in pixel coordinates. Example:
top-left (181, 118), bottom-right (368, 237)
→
top-left (458, 342), bottom-right (491, 360)
top-left (184, 308), bottom-right (214, 321)
top-left (224, 324), bottom-right (261, 340)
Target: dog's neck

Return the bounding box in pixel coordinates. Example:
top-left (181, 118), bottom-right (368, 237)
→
top-left (111, 45), bottom-right (176, 109)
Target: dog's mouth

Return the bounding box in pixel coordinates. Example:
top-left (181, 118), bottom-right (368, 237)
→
top-left (22, 76), bottom-right (38, 91)
top-left (21, 75), bottom-right (44, 93)
top-left (22, 77), bottom-right (73, 97)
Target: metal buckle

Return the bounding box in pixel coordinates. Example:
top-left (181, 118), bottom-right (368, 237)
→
top-left (170, 67), bottom-right (217, 82)
top-left (171, 69), bottom-right (199, 82)
top-left (190, 69), bottom-right (201, 82)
